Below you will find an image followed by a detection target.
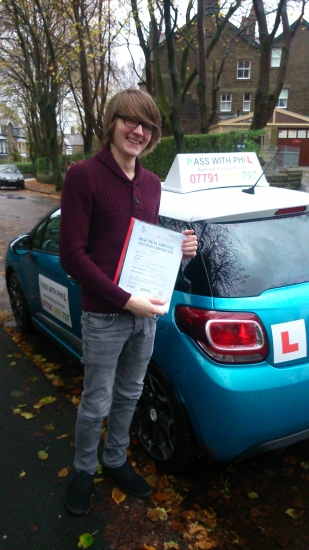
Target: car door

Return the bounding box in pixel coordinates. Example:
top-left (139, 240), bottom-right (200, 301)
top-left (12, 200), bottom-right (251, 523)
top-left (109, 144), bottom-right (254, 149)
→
top-left (23, 208), bottom-right (82, 356)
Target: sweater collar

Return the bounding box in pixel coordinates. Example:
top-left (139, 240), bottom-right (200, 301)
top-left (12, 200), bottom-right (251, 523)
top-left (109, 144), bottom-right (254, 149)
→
top-left (96, 145), bottom-right (144, 184)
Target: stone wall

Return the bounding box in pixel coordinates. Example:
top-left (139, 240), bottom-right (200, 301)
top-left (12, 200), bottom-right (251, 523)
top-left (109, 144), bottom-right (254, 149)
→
top-left (266, 169), bottom-right (302, 190)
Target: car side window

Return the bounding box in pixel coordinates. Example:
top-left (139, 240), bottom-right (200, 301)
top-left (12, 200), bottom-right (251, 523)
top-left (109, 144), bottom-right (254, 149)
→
top-left (34, 209), bottom-right (61, 254)
top-left (158, 215), bottom-right (212, 296)
top-left (32, 219), bottom-right (48, 249)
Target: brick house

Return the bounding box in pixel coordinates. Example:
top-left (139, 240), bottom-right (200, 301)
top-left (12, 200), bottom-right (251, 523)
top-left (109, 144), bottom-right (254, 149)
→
top-left (0, 119), bottom-right (28, 162)
top-left (63, 127), bottom-right (84, 156)
top-left (150, 4), bottom-right (309, 135)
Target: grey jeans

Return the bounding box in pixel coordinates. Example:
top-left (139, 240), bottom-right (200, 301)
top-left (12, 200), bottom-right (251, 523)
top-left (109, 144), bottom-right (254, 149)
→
top-left (73, 311), bottom-right (157, 474)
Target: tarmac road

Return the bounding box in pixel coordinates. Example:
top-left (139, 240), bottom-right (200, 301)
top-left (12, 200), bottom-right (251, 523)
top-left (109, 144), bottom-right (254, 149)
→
top-left (0, 325), bottom-right (110, 550)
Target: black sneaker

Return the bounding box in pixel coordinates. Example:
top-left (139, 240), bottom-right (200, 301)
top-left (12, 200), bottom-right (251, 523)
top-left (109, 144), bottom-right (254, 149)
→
top-left (65, 471), bottom-right (94, 515)
top-left (103, 462), bottom-right (152, 498)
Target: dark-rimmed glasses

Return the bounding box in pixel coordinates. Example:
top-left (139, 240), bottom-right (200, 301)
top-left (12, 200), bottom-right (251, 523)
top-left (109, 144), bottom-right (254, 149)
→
top-left (115, 114), bottom-right (153, 135)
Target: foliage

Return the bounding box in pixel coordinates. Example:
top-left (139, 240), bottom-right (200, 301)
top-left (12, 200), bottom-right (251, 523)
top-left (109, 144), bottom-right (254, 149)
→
top-left (11, 149), bottom-right (21, 162)
top-left (141, 130), bottom-right (264, 181)
top-left (15, 162), bottom-right (34, 176)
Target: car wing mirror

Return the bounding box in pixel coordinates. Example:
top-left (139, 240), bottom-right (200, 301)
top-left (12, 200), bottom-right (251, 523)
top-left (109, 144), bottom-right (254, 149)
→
top-left (11, 235), bottom-right (32, 254)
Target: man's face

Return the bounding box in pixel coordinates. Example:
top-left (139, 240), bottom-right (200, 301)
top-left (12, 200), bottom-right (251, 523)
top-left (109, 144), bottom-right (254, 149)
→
top-left (111, 116), bottom-right (152, 160)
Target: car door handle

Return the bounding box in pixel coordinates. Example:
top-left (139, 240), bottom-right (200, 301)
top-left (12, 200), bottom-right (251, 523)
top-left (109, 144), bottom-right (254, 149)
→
top-left (66, 274), bottom-right (79, 283)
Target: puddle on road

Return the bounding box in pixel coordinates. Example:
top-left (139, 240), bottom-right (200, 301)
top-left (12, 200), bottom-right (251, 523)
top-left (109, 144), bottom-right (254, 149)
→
top-left (0, 194), bottom-right (25, 200)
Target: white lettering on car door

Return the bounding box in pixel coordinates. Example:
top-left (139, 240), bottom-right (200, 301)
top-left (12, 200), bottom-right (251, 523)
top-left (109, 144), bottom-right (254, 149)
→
top-left (271, 319), bottom-right (307, 363)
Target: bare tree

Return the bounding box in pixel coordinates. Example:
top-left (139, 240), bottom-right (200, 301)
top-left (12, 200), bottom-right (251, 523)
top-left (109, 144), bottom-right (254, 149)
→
top-left (251, 0), bottom-right (306, 130)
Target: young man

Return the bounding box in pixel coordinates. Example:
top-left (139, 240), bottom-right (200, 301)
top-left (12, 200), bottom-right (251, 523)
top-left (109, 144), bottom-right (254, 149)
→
top-left (59, 88), bottom-right (197, 516)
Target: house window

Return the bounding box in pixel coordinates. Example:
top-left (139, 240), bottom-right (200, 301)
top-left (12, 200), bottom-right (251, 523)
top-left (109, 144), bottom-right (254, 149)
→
top-left (0, 141), bottom-right (6, 154)
top-left (220, 93), bottom-right (232, 112)
top-left (237, 60), bottom-right (251, 79)
top-left (278, 130), bottom-right (287, 138)
top-left (277, 89), bottom-right (288, 108)
top-left (243, 93), bottom-right (251, 112)
top-left (271, 48), bottom-right (281, 67)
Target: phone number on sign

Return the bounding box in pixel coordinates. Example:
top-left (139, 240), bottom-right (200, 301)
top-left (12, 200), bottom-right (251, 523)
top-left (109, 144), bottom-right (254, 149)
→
top-left (189, 170), bottom-right (257, 184)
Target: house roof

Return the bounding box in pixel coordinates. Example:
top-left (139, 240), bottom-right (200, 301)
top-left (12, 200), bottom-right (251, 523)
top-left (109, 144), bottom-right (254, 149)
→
top-left (210, 109), bottom-right (309, 133)
top-left (274, 17), bottom-right (309, 43)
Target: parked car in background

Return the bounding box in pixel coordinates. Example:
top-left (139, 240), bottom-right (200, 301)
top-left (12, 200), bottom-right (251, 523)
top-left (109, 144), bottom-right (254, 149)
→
top-left (0, 164), bottom-right (25, 189)
top-left (5, 153), bottom-right (309, 473)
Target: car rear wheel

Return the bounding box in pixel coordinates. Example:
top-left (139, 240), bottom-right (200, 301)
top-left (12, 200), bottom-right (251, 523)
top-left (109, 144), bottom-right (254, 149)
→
top-left (133, 361), bottom-right (198, 473)
top-left (8, 272), bottom-right (32, 332)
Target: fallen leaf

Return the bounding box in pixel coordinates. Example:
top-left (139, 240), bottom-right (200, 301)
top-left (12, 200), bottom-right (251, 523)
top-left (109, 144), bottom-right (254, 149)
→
top-left (194, 541), bottom-right (217, 549)
top-left (55, 434), bottom-right (69, 440)
top-left (284, 455), bottom-right (298, 465)
top-left (44, 423), bottom-right (55, 431)
top-left (248, 491), bottom-right (259, 499)
top-left (20, 412), bottom-right (34, 420)
top-left (12, 408), bottom-right (22, 415)
top-left (58, 467), bottom-right (69, 477)
top-left (300, 461), bottom-right (309, 470)
top-left (188, 522), bottom-right (207, 535)
top-left (19, 471), bottom-right (26, 478)
top-left (39, 396), bottom-right (57, 405)
top-left (10, 361), bottom-right (17, 365)
top-left (147, 507), bottom-right (168, 522)
top-left (38, 449), bottom-right (49, 460)
top-left (163, 543), bottom-right (179, 549)
top-left (78, 532), bottom-right (95, 548)
top-left (112, 487), bottom-right (126, 504)
top-left (11, 390), bottom-right (24, 397)
top-left (285, 508), bottom-right (304, 520)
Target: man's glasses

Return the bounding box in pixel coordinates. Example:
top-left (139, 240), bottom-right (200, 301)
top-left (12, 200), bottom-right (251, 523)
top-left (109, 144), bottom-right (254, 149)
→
top-left (115, 114), bottom-right (153, 135)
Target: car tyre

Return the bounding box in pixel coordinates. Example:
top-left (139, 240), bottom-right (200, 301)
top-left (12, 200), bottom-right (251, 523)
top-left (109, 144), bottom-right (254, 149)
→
top-left (8, 272), bottom-right (32, 333)
top-left (133, 360), bottom-right (198, 473)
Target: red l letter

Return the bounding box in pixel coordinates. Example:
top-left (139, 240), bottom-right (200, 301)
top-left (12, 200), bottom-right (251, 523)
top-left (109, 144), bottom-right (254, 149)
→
top-left (281, 331), bottom-right (299, 354)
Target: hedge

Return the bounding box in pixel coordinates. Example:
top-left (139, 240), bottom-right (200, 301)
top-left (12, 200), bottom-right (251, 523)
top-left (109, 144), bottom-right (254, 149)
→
top-left (141, 130), bottom-right (264, 181)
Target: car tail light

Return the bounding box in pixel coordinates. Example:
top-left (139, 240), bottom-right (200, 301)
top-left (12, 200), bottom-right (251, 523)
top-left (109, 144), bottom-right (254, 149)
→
top-left (275, 206), bottom-right (306, 215)
top-left (174, 307), bottom-right (269, 363)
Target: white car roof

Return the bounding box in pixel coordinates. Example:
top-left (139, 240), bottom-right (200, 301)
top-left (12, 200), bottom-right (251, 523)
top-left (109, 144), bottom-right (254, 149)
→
top-left (159, 185), bottom-right (309, 223)
top-left (158, 153), bottom-right (309, 222)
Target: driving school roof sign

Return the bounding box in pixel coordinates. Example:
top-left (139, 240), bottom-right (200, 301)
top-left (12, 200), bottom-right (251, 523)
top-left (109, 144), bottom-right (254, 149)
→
top-left (162, 152), bottom-right (269, 193)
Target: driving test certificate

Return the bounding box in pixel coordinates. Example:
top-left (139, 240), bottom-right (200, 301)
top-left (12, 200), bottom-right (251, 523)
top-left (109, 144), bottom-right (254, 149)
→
top-left (114, 218), bottom-right (185, 313)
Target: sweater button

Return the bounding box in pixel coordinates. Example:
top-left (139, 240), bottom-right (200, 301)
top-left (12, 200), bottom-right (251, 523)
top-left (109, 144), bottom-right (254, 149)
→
top-left (134, 184), bottom-right (138, 190)
top-left (135, 197), bottom-right (140, 204)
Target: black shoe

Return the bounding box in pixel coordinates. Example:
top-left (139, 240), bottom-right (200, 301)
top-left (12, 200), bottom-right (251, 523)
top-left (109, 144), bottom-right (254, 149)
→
top-left (65, 471), bottom-right (94, 515)
top-left (103, 462), bottom-right (152, 498)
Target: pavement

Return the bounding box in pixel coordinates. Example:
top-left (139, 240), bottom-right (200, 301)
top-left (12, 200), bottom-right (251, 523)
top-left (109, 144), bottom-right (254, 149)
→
top-left (0, 326), bottom-right (110, 550)
top-left (24, 179), bottom-right (61, 196)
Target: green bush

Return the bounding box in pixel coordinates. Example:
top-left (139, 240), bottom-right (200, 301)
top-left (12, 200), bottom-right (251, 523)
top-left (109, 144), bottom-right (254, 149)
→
top-left (36, 173), bottom-right (55, 184)
top-left (142, 130), bottom-right (264, 181)
top-left (35, 157), bottom-right (52, 175)
top-left (15, 162), bottom-right (34, 176)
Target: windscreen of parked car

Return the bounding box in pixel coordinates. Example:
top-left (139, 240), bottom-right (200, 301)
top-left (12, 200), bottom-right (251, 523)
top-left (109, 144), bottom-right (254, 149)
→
top-left (159, 213), bottom-right (309, 298)
top-left (0, 165), bottom-right (20, 173)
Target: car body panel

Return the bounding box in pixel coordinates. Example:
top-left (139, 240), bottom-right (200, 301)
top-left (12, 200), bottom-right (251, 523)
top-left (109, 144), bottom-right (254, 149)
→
top-left (152, 285), bottom-right (309, 460)
top-left (0, 164), bottom-right (24, 188)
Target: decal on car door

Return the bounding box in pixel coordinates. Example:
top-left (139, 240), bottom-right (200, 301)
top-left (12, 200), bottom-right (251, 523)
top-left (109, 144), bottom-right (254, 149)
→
top-left (271, 319), bottom-right (307, 363)
top-left (39, 274), bottom-right (72, 327)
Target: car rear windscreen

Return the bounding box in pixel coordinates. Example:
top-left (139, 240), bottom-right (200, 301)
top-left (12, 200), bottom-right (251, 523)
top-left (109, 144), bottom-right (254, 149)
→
top-left (159, 213), bottom-right (309, 298)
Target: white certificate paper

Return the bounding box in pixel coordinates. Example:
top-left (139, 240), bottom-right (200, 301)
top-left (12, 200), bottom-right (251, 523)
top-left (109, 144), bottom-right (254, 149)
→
top-left (117, 219), bottom-right (185, 313)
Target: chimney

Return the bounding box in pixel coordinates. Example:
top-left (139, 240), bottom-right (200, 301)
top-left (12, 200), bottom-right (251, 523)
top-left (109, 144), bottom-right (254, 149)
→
top-left (240, 4), bottom-right (256, 41)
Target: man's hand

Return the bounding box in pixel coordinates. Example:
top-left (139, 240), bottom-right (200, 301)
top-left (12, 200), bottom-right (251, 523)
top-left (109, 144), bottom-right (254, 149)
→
top-left (182, 229), bottom-right (198, 260)
top-left (124, 295), bottom-right (166, 317)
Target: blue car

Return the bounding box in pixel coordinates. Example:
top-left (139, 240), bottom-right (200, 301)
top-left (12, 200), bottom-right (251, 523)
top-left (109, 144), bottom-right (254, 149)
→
top-left (5, 152), bottom-right (309, 473)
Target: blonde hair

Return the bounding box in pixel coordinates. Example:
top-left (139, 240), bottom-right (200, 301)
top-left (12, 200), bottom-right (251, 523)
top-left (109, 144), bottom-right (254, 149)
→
top-left (103, 88), bottom-right (161, 156)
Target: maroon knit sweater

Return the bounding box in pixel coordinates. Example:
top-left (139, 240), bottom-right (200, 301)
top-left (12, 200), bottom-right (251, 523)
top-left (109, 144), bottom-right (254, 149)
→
top-left (59, 146), bottom-right (161, 313)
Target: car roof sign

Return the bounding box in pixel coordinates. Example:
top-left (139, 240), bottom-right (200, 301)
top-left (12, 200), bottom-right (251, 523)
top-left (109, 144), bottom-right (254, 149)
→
top-left (162, 152), bottom-right (269, 193)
